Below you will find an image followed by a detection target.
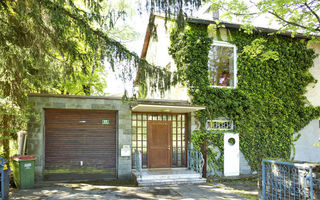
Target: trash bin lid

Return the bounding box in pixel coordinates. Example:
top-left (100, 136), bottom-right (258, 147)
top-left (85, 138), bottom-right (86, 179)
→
top-left (13, 155), bottom-right (36, 161)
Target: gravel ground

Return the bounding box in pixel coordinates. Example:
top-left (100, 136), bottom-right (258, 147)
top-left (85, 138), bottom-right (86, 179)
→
top-left (9, 180), bottom-right (258, 200)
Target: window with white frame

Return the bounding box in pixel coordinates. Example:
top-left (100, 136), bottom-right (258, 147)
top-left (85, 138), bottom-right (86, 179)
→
top-left (206, 119), bottom-right (234, 131)
top-left (208, 41), bottom-right (237, 87)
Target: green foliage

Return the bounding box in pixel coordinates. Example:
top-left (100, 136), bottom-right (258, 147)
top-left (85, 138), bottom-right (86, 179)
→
top-left (213, 0), bottom-right (320, 40)
top-left (169, 23), bottom-right (212, 88)
top-left (0, 97), bottom-right (30, 159)
top-left (169, 23), bottom-right (319, 171)
top-left (0, 98), bottom-right (26, 137)
top-left (191, 130), bottom-right (224, 173)
top-left (146, 0), bottom-right (202, 30)
top-left (0, 0), bottom-right (178, 161)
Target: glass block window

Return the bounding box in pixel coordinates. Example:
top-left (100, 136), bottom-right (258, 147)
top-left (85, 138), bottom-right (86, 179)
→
top-left (206, 119), bottom-right (234, 130)
top-left (132, 113), bottom-right (187, 168)
top-left (208, 41), bottom-right (237, 87)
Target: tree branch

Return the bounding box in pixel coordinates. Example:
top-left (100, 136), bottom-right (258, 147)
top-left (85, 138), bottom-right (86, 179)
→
top-left (39, 0), bottom-right (138, 61)
top-left (38, 0), bottom-right (176, 92)
top-left (304, 2), bottom-right (320, 26)
top-left (231, 12), bottom-right (258, 16)
top-left (268, 11), bottom-right (320, 32)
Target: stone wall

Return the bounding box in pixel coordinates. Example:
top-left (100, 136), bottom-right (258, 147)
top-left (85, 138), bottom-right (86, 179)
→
top-left (27, 95), bottom-right (132, 180)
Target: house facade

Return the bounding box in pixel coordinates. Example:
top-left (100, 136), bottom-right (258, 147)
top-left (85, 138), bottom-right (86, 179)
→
top-left (141, 14), bottom-right (320, 174)
top-left (27, 14), bottom-right (320, 182)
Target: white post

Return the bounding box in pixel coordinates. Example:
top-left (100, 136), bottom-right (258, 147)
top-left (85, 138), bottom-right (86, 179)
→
top-left (224, 133), bottom-right (240, 176)
top-left (17, 131), bottom-right (27, 156)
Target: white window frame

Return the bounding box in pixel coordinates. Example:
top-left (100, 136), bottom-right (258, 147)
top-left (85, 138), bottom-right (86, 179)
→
top-left (206, 119), bottom-right (234, 131)
top-left (208, 41), bottom-right (237, 88)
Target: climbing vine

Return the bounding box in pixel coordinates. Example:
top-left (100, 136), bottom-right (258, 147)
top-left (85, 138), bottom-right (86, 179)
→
top-left (169, 22), bottom-right (319, 172)
top-left (191, 130), bottom-right (224, 173)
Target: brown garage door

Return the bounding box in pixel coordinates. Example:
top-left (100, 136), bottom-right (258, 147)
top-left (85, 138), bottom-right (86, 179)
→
top-left (45, 109), bottom-right (117, 181)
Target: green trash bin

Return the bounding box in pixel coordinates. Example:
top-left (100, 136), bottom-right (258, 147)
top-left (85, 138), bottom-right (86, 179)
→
top-left (12, 156), bottom-right (36, 189)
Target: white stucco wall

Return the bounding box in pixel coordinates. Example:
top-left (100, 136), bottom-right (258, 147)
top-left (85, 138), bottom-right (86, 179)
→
top-left (145, 16), bottom-right (189, 100)
top-left (207, 25), bottom-right (230, 41)
top-left (294, 120), bottom-right (320, 162)
top-left (305, 42), bottom-right (320, 106)
top-left (294, 42), bottom-right (320, 162)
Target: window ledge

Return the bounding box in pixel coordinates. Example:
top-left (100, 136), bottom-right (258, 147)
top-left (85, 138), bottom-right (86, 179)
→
top-left (209, 85), bottom-right (237, 89)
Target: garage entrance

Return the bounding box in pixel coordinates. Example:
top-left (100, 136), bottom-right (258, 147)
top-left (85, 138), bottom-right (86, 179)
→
top-left (44, 109), bottom-right (117, 181)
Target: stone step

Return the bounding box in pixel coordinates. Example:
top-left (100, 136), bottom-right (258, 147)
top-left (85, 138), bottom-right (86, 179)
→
top-left (137, 178), bottom-right (207, 186)
top-left (136, 173), bottom-right (202, 181)
top-left (133, 168), bottom-right (206, 186)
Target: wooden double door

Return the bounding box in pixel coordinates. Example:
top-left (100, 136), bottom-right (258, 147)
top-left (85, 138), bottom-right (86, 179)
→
top-left (147, 121), bottom-right (172, 168)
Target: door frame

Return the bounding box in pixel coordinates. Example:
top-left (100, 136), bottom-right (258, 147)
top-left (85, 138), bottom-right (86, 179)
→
top-left (147, 120), bottom-right (172, 168)
top-left (131, 112), bottom-right (189, 169)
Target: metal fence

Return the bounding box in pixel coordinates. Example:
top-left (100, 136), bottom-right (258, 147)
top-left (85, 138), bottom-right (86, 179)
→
top-left (134, 149), bottom-right (142, 177)
top-left (262, 159), bottom-right (314, 200)
top-left (187, 149), bottom-right (204, 174)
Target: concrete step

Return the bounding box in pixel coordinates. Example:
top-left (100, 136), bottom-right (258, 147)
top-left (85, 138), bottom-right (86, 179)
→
top-left (136, 173), bottom-right (202, 181)
top-left (137, 178), bottom-right (207, 186)
top-left (133, 168), bottom-right (206, 186)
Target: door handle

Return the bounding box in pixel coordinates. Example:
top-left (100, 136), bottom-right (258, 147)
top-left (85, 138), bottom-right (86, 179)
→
top-left (168, 145), bottom-right (170, 150)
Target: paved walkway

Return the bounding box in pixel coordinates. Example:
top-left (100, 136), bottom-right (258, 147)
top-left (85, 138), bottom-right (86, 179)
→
top-left (10, 182), bottom-right (258, 200)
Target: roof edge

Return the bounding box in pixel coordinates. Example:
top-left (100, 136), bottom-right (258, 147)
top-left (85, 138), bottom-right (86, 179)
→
top-left (28, 93), bottom-right (192, 104)
top-left (151, 13), bottom-right (315, 40)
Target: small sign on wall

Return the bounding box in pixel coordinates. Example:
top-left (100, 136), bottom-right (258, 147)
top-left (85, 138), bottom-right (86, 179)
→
top-left (102, 120), bottom-right (110, 125)
top-left (121, 145), bottom-right (131, 157)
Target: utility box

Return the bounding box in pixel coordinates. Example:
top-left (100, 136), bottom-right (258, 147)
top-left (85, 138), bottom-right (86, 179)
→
top-left (12, 156), bottom-right (36, 189)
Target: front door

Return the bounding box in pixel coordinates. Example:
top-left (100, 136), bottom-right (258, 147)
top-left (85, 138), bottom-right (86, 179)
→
top-left (147, 121), bottom-right (172, 168)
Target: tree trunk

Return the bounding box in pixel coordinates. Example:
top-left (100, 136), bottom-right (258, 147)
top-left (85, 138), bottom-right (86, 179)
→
top-left (257, 165), bottom-right (262, 199)
top-left (2, 87), bottom-right (11, 163)
top-left (2, 114), bottom-right (10, 162)
top-left (202, 137), bottom-right (207, 178)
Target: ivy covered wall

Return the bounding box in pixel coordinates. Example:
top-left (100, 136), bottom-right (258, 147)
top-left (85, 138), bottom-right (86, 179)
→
top-left (169, 22), bottom-right (319, 171)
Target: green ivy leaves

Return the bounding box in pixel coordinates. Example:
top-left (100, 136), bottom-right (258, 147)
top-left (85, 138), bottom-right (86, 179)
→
top-left (169, 23), bottom-right (319, 171)
top-left (191, 130), bottom-right (224, 172)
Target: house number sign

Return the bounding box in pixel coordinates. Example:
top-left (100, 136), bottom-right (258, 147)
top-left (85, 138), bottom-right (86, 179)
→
top-left (102, 120), bottom-right (110, 125)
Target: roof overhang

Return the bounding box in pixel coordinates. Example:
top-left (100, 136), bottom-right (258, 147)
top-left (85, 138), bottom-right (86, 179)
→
top-left (150, 13), bottom-right (316, 40)
top-left (131, 104), bottom-right (206, 113)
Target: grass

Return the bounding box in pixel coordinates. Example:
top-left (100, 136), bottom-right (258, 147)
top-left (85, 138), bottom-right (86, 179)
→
top-left (208, 176), bottom-right (259, 200)
top-left (236, 192), bottom-right (259, 200)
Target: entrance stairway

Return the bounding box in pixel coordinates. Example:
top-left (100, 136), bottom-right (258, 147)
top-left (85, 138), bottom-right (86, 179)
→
top-left (132, 168), bottom-right (206, 186)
